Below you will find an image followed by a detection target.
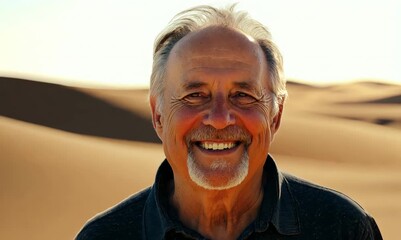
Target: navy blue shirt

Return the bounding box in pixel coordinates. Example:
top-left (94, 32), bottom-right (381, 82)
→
top-left (76, 155), bottom-right (382, 239)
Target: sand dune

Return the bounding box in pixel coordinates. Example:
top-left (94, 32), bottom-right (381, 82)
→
top-left (0, 116), bottom-right (163, 240)
top-left (272, 112), bottom-right (401, 165)
top-left (285, 81), bottom-right (401, 130)
top-left (0, 77), bottom-right (400, 239)
top-left (0, 77), bottom-right (159, 143)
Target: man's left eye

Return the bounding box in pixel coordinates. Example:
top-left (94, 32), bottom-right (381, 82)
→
top-left (231, 92), bottom-right (257, 105)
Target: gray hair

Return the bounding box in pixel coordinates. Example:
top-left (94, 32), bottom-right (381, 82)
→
top-left (149, 4), bottom-right (287, 116)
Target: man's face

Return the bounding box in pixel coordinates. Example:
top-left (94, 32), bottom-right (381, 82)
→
top-left (151, 27), bottom-right (282, 190)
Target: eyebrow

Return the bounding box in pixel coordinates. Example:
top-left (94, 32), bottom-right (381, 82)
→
top-left (181, 80), bottom-right (260, 92)
top-left (234, 81), bottom-right (266, 98)
top-left (233, 81), bottom-right (258, 92)
top-left (182, 81), bottom-right (208, 91)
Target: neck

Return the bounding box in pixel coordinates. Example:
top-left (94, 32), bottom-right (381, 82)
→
top-left (170, 173), bottom-right (264, 240)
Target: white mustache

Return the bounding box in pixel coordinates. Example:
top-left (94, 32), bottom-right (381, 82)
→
top-left (185, 125), bottom-right (252, 146)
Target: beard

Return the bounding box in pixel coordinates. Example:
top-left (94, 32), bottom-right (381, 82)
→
top-left (187, 149), bottom-right (249, 190)
top-left (185, 125), bottom-right (251, 190)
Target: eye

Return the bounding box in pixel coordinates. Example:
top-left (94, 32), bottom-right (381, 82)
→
top-left (183, 92), bottom-right (209, 105)
top-left (231, 92), bottom-right (258, 105)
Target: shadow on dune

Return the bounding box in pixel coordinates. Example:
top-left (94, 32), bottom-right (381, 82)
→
top-left (364, 94), bottom-right (401, 104)
top-left (0, 77), bottom-right (160, 143)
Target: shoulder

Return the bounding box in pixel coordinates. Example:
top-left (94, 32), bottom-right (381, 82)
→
top-left (283, 173), bottom-right (382, 239)
top-left (75, 187), bottom-right (151, 240)
top-left (283, 173), bottom-right (362, 209)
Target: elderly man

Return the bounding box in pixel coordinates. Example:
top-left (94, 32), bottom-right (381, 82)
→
top-left (77, 5), bottom-right (382, 240)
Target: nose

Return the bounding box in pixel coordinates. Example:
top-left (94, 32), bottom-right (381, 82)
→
top-left (202, 95), bottom-right (235, 129)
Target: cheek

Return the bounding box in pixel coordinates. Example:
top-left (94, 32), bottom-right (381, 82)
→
top-left (240, 106), bottom-right (270, 133)
top-left (238, 107), bottom-right (272, 151)
top-left (163, 105), bottom-right (203, 148)
top-left (162, 106), bottom-right (206, 176)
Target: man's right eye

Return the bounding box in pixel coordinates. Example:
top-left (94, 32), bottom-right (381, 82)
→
top-left (183, 93), bottom-right (209, 104)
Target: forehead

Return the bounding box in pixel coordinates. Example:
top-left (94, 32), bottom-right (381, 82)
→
top-left (173, 27), bottom-right (263, 63)
top-left (165, 26), bottom-right (269, 88)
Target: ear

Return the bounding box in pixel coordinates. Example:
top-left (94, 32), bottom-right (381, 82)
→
top-left (150, 96), bottom-right (163, 141)
top-left (270, 103), bottom-right (283, 141)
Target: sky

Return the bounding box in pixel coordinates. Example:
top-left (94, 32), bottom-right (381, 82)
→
top-left (0, 0), bottom-right (400, 88)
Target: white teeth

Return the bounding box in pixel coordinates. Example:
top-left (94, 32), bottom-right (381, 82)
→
top-left (200, 142), bottom-right (237, 150)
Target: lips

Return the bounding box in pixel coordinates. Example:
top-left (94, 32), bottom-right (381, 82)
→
top-left (185, 125), bottom-right (252, 153)
top-left (192, 140), bottom-right (244, 159)
top-left (198, 141), bottom-right (238, 151)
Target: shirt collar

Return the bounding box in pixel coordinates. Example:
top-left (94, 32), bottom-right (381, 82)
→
top-left (143, 160), bottom-right (182, 239)
top-left (257, 155), bottom-right (301, 235)
top-left (143, 155), bottom-right (300, 239)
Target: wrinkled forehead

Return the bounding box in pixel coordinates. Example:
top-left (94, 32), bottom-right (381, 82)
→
top-left (169, 26), bottom-right (266, 67)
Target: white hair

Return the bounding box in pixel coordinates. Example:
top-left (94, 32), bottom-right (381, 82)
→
top-left (149, 4), bottom-right (287, 118)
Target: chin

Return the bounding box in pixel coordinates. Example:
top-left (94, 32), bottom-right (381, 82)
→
top-left (187, 151), bottom-right (249, 190)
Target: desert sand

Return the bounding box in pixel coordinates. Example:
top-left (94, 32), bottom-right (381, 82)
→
top-left (1, 77), bottom-right (400, 239)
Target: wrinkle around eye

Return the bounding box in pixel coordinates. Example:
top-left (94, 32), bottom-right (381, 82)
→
top-left (182, 92), bottom-right (210, 105)
top-left (230, 92), bottom-right (259, 106)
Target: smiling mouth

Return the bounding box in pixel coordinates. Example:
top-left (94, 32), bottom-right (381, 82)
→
top-left (196, 141), bottom-right (240, 151)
